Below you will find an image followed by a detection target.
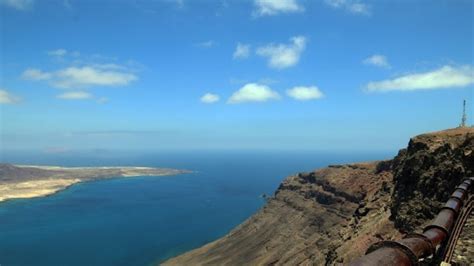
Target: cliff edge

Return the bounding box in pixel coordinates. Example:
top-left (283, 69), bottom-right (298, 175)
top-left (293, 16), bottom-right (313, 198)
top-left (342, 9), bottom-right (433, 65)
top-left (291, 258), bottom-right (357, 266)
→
top-left (164, 127), bottom-right (474, 265)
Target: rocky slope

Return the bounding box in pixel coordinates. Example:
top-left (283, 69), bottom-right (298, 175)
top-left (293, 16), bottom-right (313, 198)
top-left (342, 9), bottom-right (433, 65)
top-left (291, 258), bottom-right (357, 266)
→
top-left (164, 127), bottom-right (474, 265)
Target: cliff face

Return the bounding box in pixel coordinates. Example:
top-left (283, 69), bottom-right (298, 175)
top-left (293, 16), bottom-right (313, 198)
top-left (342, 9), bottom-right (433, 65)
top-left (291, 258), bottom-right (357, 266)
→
top-left (165, 162), bottom-right (396, 265)
top-left (390, 127), bottom-right (474, 231)
top-left (164, 127), bottom-right (474, 265)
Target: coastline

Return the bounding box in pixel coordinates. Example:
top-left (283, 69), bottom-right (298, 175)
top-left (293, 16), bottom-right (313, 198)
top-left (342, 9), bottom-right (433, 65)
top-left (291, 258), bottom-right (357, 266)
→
top-left (163, 127), bottom-right (474, 265)
top-left (0, 164), bottom-right (191, 203)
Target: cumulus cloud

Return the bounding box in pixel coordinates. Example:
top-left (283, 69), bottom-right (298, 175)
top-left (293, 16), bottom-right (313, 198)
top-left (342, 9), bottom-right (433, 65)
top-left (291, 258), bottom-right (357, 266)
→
top-left (287, 86), bottom-right (324, 101)
top-left (22, 51), bottom-right (140, 103)
top-left (366, 65), bottom-right (474, 92)
top-left (363, 54), bottom-right (390, 68)
top-left (56, 91), bottom-right (93, 100)
top-left (0, 89), bottom-right (20, 104)
top-left (47, 49), bottom-right (67, 57)
top-left (324, 0), bottom-right (370, 15)
top-left (233, 43), bottom-right (251, 59)
top-left (254, 0), bottom-right (303, 16)
top-left (256, 36), bottom-right (306, 69)
top-left (22, 68), bottom-right (52, 80)
top-left (54, 66), bottom-right (137, 89)
top-left (228, 83), bottom-right (280, 104)
top-left (22, 65), bottom-right (137, 89)
top-left (0, 0), bottom-right (33, 10)
top-left (200, 93), bottom-right (220, 104)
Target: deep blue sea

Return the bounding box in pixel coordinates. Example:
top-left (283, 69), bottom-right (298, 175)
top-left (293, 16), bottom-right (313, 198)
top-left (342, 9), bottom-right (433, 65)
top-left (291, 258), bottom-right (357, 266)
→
top-left (0, 150), bottom-right (394, 266)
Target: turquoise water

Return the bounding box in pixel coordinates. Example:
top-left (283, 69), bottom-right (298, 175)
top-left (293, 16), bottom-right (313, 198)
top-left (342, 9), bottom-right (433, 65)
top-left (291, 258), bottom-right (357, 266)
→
top-left (0, 151), bottom-right (393, 266)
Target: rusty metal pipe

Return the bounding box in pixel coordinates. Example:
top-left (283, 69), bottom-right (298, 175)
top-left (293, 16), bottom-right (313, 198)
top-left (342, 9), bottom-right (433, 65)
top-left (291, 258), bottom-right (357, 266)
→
top-left (443, 197), bottom-right (463, 215)
top-left (422, 227), bottom-right (447, 248)
top-left (398, 235), bottom-right (434, 258)
top-left (458, 182), bottom-right (469, 192)
top-left (349, 246), bottom-right (414, 266)
top-left (451, 188), bottom-right (467, 201)
top-left (423, 208), bottom-right (456, 236)
top-left (349, 177), bottom-right (472, 265)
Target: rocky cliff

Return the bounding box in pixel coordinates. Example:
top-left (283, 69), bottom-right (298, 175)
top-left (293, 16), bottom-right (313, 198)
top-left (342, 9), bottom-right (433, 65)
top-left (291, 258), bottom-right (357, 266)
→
top-left (390, 127), bottom-right (474, 232)
top-left (164, 127), bottom-right (474, 265)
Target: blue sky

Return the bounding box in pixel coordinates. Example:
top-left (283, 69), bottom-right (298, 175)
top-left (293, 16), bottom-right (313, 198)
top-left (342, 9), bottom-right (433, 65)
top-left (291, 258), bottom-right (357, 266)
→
top-left (0, 0), bottom-right (473, 153)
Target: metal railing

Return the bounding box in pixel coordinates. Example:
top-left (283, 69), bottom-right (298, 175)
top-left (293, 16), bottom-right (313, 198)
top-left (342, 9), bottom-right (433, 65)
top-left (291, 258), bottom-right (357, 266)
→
top-left (349, 177), bottom-right (473, 266)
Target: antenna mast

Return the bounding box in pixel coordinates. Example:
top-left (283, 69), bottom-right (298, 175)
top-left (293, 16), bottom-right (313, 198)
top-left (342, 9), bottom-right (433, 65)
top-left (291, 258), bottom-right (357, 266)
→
top-left (460, 100), bottom-right (467, 128)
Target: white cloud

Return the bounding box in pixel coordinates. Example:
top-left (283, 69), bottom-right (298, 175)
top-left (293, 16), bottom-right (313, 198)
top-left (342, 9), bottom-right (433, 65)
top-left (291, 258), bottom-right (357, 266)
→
top-left (366, 65), bottom-right (474, 92)
top-left (363, 54), bottom-right (390, 68)
top-left (56, 91), bottom-right (93, 100)
top-left (196, 40), bottom-right (216, 48)
top-left (256, 36), bottom-right (306, 69)
top-left (22, 65), bottom-right (137, 89)
top-left (22, 51), bottom-right (140, 103)
top-left (0, 89), bottom-right (20, 104)
top-left (324, 0), bottom-right (370, 15)
top-left (287, 86), bottom-right (324, 101)
top-left (254, 0), bottom-right (303, 16)
top-left (200, 93), bottom-right (220, 104)
top-left (47, 49), bottom-right (67, 57)
top-left (54, 67), bottom-right (137, 89)
top-left (0, 0), bottom-right (33, 10)
top-left (22, 68), bottom-right (52, 80)
top-left (89, 63), bottom-right (127, 71)
top-left (233, 43), bottom-right (251, 59)
top-left (228, 83), bottom-right (280, 104)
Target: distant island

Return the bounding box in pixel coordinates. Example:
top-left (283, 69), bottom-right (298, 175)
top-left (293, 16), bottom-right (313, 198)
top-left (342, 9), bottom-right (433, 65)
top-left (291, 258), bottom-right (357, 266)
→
top-left (0, 164), bottom-right (190, 202)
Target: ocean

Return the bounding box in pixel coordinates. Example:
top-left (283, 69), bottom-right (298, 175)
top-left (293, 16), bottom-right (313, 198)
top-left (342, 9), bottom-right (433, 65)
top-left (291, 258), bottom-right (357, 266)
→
top-left (0, 150), bottom-right (394, 266)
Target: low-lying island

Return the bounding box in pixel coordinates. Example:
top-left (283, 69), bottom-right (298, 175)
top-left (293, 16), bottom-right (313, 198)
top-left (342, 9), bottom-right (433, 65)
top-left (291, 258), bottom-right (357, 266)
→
top-left (0, 163), bottom-right (190, 202)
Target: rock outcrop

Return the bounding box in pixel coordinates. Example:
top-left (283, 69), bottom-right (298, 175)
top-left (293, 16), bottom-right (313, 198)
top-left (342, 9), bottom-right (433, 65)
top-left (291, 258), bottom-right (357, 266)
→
top-left (164, 127), bottom-right (474, 265)
top-left (390, 127), bottom-right (474, 231)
